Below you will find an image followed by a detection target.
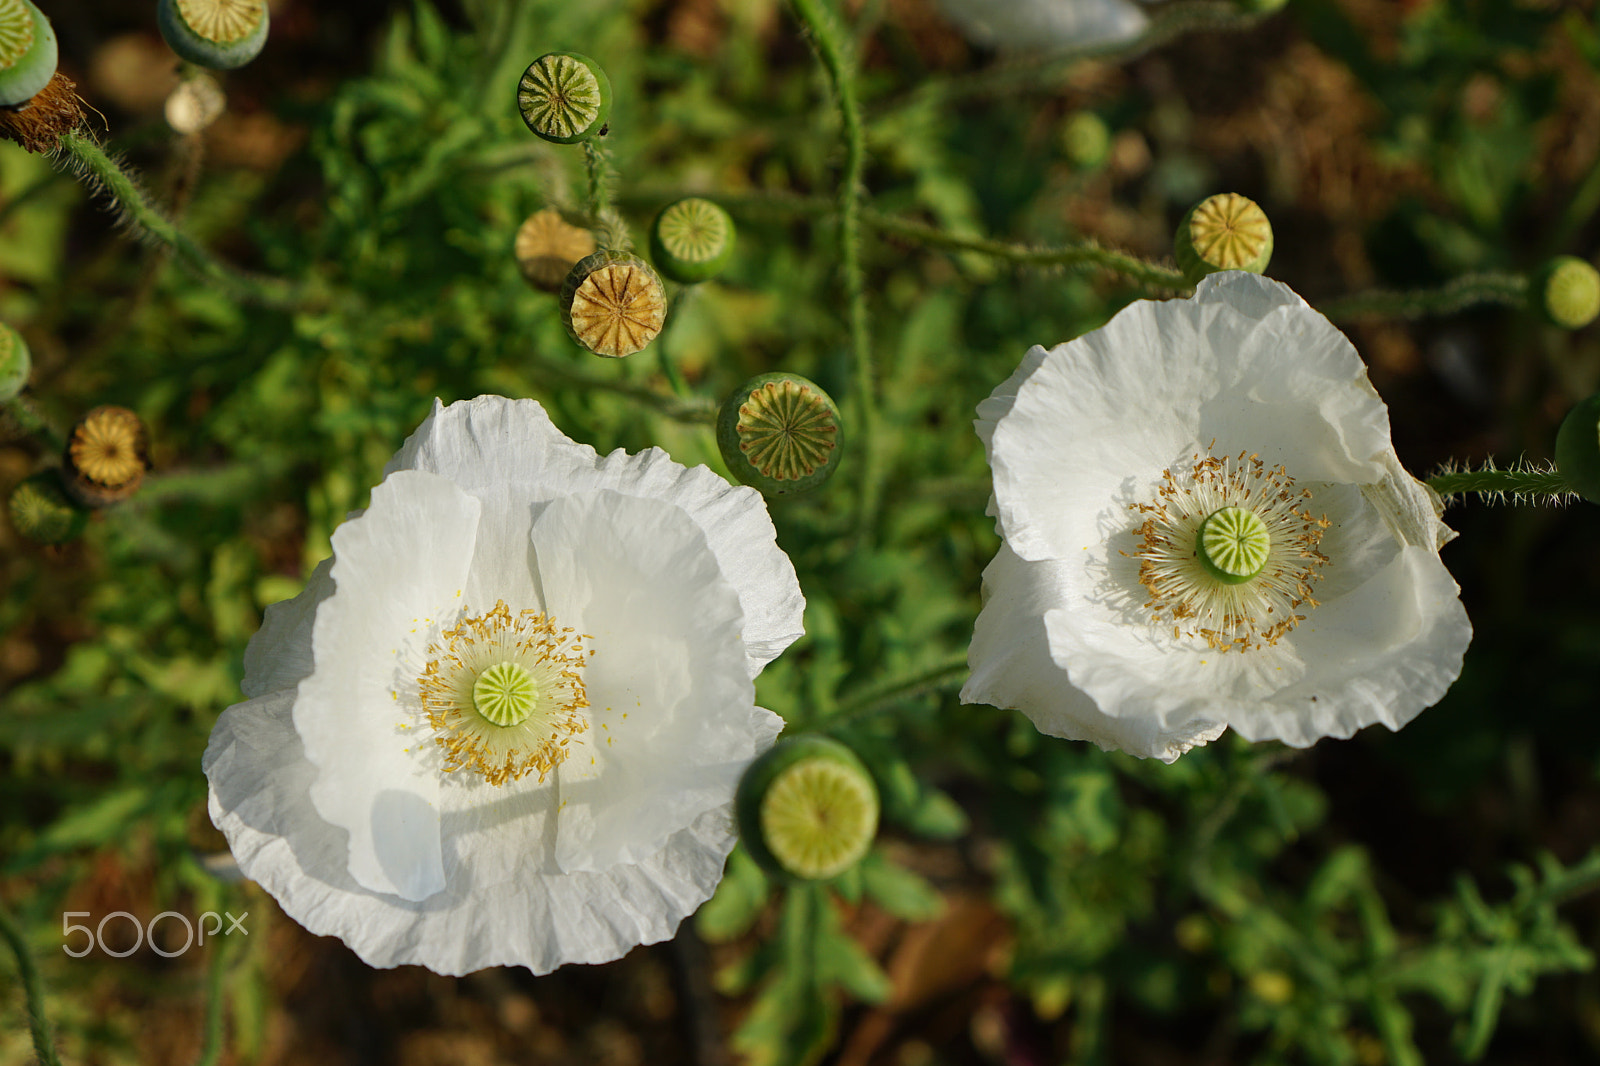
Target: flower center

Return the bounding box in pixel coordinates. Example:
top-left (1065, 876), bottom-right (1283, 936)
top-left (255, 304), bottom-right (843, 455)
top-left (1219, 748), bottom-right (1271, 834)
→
top-left (1129, 451), bottom-right (1329, 652)
top-left (1196, 506), bottom-right (1270, 584)
top-left (472, 661), bottom-right (537, 727)
top-left (418, 600), bottom-right (590, 786)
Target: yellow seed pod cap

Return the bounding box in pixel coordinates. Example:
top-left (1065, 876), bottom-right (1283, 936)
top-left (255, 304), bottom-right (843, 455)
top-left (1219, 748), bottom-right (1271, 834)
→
top-left (735, 735), bottom-right (879, 881)
top-left (1174, 192), bottom-right (1274, 284)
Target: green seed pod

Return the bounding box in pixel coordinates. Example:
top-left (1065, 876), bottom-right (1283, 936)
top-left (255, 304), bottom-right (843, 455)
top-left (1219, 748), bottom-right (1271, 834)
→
top-left (735, 735), bottom-right (879, 882)
top-left (63, 405), bottom-right (150, 507)
top-left (649, 198), bottom-right (736, 284)
top-left (1174, 192), bottom-right (1274, 284)
top-left (517, 51), bottom-right (612, 144)
top-left (559, 251), bottom-right (667, 358)
top-left (515, 208), bottom-right (597, 293)
top-left (8, 471), bottom-right (86, 545)
top-left (1234, 0), bottom-right (1288, 12)
top-left (1060, 111), bottom-right (1111, 170)
top-left (1555, 392), bottom-right (1600, 504)
top-left (0, 0), bottom-right (57, 108)
top-left (717, 373), bottom-right (842, 497)
top-left (1532, 256), bottom-right (1600, 331)
top-left (0, 321), bottom-right (29, 402)
top-left (156, 0), bottom-right (269, 70)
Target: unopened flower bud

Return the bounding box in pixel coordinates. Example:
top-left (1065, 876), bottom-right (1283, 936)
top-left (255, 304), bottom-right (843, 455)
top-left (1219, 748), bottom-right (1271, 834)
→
top-left (559, 251), bottom-right (667, 358)
top-left (515, 208), bottom-right (597, 293)
top-left (649, 198), bottom-right (736, 285)
top-left (1174, 192), bottom-right (1273, 284)
top-left (63, 405), bottom-right (150, 507)
top-left (517, 52), bottom-right (612, 145)
top-left (8, 471), bottom-right (85, 544)
top-left (1532, 256), bottom-right (1600, 330)
top-left (735, 736), bottom-right (879, 881)
top-left (0, 322), bottom-right (29, 402)
top-left (716, 372), bottom-right (843, 497)
top-left (157, 0), bottom-right (269, 70)
top-left (1556, 392), bottom-right (1600, 504)
top-left (0, 0), bottom-right (56, 107)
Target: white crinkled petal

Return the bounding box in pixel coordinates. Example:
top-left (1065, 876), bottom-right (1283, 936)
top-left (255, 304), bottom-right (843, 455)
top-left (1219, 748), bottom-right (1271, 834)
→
top-left (938, 0), bottom-right (1149, 50)
top-left (241, 557), bottom-right (333, 698)
top-left (296, 470), bottom-right (480, 901)
top-left (203, 690), bottom-right (757, 975)
top-left (987, 274), bottom-right (1395, 563)
top-left (528, 490), bottom-right (759, 873)
top-left (961, 542), bottom-right (1226, 762)
top-left (388, 397), bottom-right (804, 679)
top-left (1223, 546), bottom-right (1471, 745)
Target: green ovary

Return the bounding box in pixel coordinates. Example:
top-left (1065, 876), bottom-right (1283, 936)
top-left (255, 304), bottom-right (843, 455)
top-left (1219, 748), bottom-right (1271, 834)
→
top-left (472, 662), bottom-right (538, 727)
top-left (1197, 506), bottom-right (1270, 585)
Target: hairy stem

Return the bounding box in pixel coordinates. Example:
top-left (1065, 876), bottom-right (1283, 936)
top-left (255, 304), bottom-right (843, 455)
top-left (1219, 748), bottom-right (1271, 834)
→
top-left (788, 0), bottom-right (881, 544)
top-left (54, 132), bottom-right (310, 309)
top-left (1427, 465), bottom-right (1571, 503)
top-left (866, 209), bottom-right (1190, 290)
top-left (1316, 273), bottom-right (1528, 321)
top-left (0, 898), bottom-right (65, 1066)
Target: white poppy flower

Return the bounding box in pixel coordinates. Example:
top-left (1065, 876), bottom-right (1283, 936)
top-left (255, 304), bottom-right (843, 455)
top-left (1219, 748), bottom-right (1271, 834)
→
top-left (203, 396), bottom-right (805, 974)
top-left (937, 0), bottom-right (1153, 50)
top-left (963, 272), bottom-right (1472, 761)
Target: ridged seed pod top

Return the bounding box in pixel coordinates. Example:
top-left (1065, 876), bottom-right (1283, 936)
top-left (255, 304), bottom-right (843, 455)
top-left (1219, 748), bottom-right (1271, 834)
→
top-left (514, 208), bottom-right (597, 293)
top-left (8, 472), bottom-right (85, 545)
top-left (157, 0), bottom-right (269, 70)
top-left (735, 736), bottom-right (879, 881)
top-left (1534, 256), bottom-right (1600, 331)
top-left (650, 198), bottom-right (736, 284)
top-left (1174, 192), bottom-right (1274, 283)
top-left (517, 52), bottom-right (612, 144)
top-left (559, 251), bottom-right (666, 358)
top-left (0, 0), bottom-right (57, 107)
top-left (716, 373), bottom-right (842, 496)
top-left (63, 405), bottom-right (150, 507)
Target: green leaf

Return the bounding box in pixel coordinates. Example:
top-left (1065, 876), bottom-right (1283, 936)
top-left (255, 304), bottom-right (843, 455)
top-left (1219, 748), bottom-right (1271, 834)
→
top-left (698, 845), bottom-right (770, 943)
top-left (861, 852), bottom-right (944, 922)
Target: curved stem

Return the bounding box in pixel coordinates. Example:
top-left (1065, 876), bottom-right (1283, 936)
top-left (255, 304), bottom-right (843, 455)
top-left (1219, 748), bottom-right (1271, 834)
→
top-left (788, 0), bottom-right (880, 545)
top-left (865, 209), bottom-right (1189, 290)
top-left (53, 131), bottom-right (312, 310)
top-left (0, 897), bottom-right (65, 1066)
top-left (1316, 273), bottom-right (1527, 322)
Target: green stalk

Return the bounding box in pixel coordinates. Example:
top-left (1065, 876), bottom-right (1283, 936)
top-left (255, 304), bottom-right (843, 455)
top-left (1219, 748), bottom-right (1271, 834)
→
top-left (1316, 273), bottom-right (1527, 321)
top-left (53, 131), bottom-right (310, 309)
top-left (788, 0), bottom-right (881, 544)
top-left (816, 652), bottom-right (971, 733)
top-left (1427, 464), bottom-right (1572, 505)
top-left (0, 898), bottom-right (65, 1066)
top-left (863, 209), bottom-right (1190, 290)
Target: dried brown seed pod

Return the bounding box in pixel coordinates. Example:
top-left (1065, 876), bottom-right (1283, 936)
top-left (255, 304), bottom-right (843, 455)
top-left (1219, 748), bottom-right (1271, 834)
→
top-left (514, 208), bottom-right (596, 293)
top-left (559, 251), bottom-right (667, 358)
top-left (63, 405), bottom-right (150, 507)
